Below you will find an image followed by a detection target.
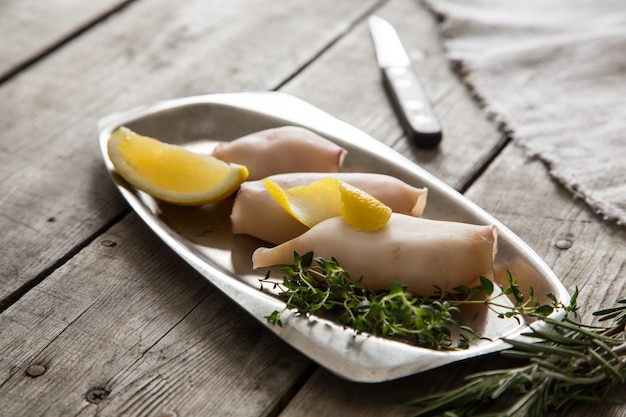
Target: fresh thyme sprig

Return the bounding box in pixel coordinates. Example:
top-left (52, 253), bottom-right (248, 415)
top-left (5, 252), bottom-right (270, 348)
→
top-left (259, 252), bottom-right (570, 351)
top-left (260, 252), bottom-right (626, 415)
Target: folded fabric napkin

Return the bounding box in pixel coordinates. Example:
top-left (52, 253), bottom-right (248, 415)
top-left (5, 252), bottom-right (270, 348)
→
top-left (424, 0), bottom-right (626, 226)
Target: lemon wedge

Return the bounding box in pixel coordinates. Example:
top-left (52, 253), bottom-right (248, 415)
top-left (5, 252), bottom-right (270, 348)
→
top-left (264, 177), bottom-right (392, 231)
top-left (107, 126), bottom-right (248, 205)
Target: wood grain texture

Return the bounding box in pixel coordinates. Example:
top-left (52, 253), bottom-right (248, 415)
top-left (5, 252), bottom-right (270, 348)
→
top-left (0, 0), bottom-right (131, 80)
top-left (0, 214), bottom-right (311, 417)
top-left (282, 0), bottom-right (506, 190)
top-left (0, 0), bottom-right (380, 303)
top-left (463, 144), bottom-right (626, 417)
top-left (0, 0), bottom-right (383, 414)
top-left (2, 0), bottom-right (625, 415)
top-left (466, 144), bottom-right (626, 323)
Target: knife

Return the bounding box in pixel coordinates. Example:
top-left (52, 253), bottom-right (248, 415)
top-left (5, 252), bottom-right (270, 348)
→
top-left (368, 15), bottom-right (442, 148)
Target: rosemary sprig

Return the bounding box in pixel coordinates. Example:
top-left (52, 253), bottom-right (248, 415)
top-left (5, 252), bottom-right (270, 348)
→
top-left (259, 252), bottom-right (570, 351)
top-left (404, 297), bottom-right (626, 417)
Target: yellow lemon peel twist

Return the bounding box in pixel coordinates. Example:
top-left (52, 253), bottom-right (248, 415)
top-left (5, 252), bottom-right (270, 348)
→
top-left (264, 177), bottom-right (391, 231)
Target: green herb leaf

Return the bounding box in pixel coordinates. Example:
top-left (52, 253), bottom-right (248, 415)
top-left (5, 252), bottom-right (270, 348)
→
top-left (479, 275), bottom-right (494, 296)
top-left (259, 253), bottom-right (569, 353)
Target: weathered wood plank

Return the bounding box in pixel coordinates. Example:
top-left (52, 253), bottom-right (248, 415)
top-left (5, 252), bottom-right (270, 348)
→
top-left (0, 214), bottom-right (312, 417)
top-left (461, 145), bottom-right (626, 417)
top-left (275, 354), bottom-right (524, 417)
top-left (0, 0), bottom-right (130, 80)
top-left (282, 0), bottom-right (506, 190)
top-left (3, 0), bottom-right (623, 415)
top-left (466, 145), bottom-right (626, 323)
top-left (0, 0), bottom-right (384, 414)
top-left (0, 0), bottom-right (380, 303)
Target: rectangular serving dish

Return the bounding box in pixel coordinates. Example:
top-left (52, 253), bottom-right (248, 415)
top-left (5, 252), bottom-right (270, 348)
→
top-left (98, 91), bottom-right (570, 382)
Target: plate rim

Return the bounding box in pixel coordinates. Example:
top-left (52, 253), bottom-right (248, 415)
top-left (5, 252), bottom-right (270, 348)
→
top-left (98, 91), bottom-right (571, 382)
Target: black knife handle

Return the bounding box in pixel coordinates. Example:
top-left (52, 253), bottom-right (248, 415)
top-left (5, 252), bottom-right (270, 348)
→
top-left (382, 66), bottom-right (442, 148)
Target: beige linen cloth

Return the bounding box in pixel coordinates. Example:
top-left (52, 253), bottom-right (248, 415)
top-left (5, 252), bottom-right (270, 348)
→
top-left (424, 0), bottom-right (626, 226)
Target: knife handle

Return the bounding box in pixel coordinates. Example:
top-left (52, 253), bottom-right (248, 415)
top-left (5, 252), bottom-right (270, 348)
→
top-left (382, 66), bottom-right (442, 148)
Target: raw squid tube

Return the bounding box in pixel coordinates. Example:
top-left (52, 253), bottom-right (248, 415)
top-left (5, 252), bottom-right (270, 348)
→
top-left (231, 172), bottom-right (428, 244)
top-left (252, 213), bottom-right (498, 295)
top-left (211, 126), bottom-right (347, 181)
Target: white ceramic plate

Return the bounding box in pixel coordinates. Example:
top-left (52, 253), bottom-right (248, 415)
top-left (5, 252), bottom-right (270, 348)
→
top-left (98, 91), bottom-right (570, 382)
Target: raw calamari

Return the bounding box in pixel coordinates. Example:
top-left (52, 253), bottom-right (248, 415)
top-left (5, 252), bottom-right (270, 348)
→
top-left (252, 213), bottom-right (498, 295)
top-left (231, 172), bottom-right (428, 244)
top-left (211, 126), bottom-right (346, 180)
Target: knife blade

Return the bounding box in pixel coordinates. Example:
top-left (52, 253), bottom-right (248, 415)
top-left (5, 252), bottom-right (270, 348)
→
top-left (368, 15), bottom-right (442, 148)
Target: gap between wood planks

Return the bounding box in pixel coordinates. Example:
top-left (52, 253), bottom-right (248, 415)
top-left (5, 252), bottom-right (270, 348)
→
top-left (272, 0), bottom-right (388, 92)
top-left (0, 208), bottom-right (130, 313)
top-left (0, 0), bottom-right (138, 85)
top-left (457, 134), bottom-right (512, 194)
top-left (0, 0), bottom-right (510, 311)
top-left (0, 3), bottom-right (519, 415)
top-left (0, 0), bottom-right (387, 314)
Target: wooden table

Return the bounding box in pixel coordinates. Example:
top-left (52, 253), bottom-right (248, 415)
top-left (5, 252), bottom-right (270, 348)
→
top-left (2, 0), bottom-right (625, 416)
